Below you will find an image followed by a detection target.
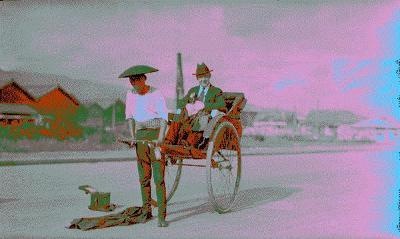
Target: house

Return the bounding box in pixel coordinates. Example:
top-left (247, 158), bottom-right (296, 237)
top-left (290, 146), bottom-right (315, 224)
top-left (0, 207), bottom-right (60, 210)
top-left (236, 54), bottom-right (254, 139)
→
top-left (35, 85), bottom-right (80, 116)
top-left (0, 80), bottom-right (81, 117)
top-left (0, 103), bottom-right (39, 126)
top-left (77, 101), bottom-right (105, 128)
top-left (0, 81), bottom-right (82, 139)
top-left (343, 118), bottom-right (400, 142)
top-left (80, 98), bottom-right (122, 130)
top-left (304, 110), bottom-right (359, 140)
top-left (0, 81), bottom-right (42, 127)
top-left (34, 86), bottom-right (82, 139)
top-left (0, 81), bottom-right (36, 106)
top-left (241, 111), bottom-right (257, 127)
top-left (85, 103), bottom-right (104, 128)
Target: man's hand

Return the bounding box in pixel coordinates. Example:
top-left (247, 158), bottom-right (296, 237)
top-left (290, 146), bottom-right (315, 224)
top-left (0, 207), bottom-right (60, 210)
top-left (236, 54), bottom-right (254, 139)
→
top-left (130, 140), bottom-right (136, 148)
top-left (189, 92), bottom-right (196, 103)
top-left (186, 101), bottom-right (205, 116)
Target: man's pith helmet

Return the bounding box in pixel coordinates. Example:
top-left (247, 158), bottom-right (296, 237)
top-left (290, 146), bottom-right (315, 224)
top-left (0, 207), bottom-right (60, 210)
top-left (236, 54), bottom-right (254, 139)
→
top-left (118, 65), bottom-right (158, 78)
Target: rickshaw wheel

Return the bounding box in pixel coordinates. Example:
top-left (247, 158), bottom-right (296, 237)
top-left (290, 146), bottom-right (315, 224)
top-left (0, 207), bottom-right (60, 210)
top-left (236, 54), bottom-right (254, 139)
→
top-left (206, 121), bottom-right (241, 213)
top-left (151, 155), bottom-right (182, 205)
top-left (165, 156), bottom-right (183, 203)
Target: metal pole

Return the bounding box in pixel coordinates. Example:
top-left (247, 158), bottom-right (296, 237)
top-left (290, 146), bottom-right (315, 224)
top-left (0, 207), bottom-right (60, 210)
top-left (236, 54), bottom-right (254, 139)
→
top-left (176, 52), bottom-right (184, 110)
top-left (111, 103), bottom-right (115, 130)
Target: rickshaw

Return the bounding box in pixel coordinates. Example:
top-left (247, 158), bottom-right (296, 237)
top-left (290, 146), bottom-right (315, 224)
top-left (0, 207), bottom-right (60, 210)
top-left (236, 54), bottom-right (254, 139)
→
top-left (119, 92), bottom-right (246, 213)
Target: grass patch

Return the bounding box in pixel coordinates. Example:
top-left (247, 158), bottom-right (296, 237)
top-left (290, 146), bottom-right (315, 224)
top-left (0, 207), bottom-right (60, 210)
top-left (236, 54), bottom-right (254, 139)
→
top-left (0, 161), bottom-right (17, 167)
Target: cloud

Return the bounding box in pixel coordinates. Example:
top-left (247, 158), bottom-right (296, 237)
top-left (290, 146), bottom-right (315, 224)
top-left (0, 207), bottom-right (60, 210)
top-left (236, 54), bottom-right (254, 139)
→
top-left (1, 1), bottom-right (399, 119)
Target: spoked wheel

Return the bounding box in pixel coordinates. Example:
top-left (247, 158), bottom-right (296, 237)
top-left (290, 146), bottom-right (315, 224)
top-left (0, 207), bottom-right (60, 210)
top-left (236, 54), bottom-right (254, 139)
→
top-left (150, 155), bottom-right (182, 206)
top-left (165, 156), bottom-right (183, 203)
top-left (206, 121), bottom-right (241, 213)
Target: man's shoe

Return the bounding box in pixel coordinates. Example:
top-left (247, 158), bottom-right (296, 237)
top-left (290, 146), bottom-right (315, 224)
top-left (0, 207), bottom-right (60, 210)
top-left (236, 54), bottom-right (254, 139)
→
top-left (158, 219), bottom-right (169, 227)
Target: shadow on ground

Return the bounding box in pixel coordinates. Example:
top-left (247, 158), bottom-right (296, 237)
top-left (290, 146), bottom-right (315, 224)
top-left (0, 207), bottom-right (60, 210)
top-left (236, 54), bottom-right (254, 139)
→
top-left (0, 198), bottom-right (19, 204)
top-left (167, 186), bottom-right (302, 223)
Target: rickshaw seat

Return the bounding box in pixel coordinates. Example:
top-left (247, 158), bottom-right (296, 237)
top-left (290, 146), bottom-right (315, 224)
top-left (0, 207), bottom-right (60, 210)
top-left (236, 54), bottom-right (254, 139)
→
top-left (162, 92), bottom-right (247, 156)
top-left (221, 92), bottom-right (246, 118)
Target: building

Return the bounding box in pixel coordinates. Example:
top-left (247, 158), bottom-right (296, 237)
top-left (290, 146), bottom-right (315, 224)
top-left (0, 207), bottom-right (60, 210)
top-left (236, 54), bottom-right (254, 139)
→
top-left (80, 102), bottom-right (104, 128)
top-left (338, 118), bottom-right (400, 143)
top-left (241, 111), bottom-right (257, 127)
top-left (304, 110), bottom-right (359, 140)
top-left (243, 120), bottom-right (290, 137)
top-left (0, 81), bottom-right (82, 139)
top-left (35, 86), bottom-right (80, 115)
top-left (0, 103), bottom-right (40, 126)
top-left (0, 81), bottom-right (36, 106)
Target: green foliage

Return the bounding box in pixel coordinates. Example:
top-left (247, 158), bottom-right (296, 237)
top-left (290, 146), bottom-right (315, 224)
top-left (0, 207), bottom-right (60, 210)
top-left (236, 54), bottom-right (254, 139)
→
top-left (114, 100), bottom-right (126, 123)
top-left (83, 126), bottom-right (98, 136)
top-left (0, 122), bottom-right (41, 140)
top-left (0, 161), bottom-right (17, 166)
top-left (87, 103), bottom-right (103, 118)
top-left (100, 130), bottom-right (115, 144)
top-left (103, 100), bottom-right (125, 125)
top-left (74, 105), bottom-right (89, 123)
top-left (0, 125), bottom-right (12, 139)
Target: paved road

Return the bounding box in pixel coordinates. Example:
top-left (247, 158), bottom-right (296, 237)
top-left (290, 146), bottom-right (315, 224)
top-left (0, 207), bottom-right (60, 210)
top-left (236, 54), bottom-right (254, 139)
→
top-left (0, 147), bottom-right (399, 238)
top-left (0, 143), bottom-right (384, 165)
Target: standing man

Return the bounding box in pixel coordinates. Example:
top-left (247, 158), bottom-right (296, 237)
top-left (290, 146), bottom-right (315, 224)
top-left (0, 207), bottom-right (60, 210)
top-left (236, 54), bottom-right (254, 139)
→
top-left (119, 65), bottom-right (169, 227)
top-left (165, 62), bottom-right (226, 148)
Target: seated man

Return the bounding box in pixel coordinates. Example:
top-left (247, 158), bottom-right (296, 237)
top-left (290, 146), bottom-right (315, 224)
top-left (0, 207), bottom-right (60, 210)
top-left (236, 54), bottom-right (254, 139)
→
top-left (164, 62), bottom-right (226, 149)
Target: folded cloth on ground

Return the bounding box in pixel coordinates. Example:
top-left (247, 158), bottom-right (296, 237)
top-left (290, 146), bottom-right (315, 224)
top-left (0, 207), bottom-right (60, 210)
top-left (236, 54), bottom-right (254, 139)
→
top-left (68, 206), bottom-right (148, 231)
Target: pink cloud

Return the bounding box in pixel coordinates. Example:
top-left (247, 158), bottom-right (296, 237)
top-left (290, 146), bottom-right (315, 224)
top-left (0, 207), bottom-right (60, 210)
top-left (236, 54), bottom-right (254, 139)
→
top-left (23, 1), bottom-right (400, 119)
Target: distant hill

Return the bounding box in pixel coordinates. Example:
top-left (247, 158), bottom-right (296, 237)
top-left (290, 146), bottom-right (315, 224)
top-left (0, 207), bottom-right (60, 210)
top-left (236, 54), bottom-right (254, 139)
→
top-left (0, 69), bottom-right (290, 113)
top-left (0, 69), bottom-right (192, 111)
top-left (0, 69), bottom-right (128, 108)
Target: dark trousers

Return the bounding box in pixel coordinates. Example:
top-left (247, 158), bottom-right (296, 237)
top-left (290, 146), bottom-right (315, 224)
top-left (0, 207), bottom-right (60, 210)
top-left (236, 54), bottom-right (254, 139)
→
top-left (135, 128), bottom-right (166, 221)
top-left (164, 110), bottom-right (204, 147)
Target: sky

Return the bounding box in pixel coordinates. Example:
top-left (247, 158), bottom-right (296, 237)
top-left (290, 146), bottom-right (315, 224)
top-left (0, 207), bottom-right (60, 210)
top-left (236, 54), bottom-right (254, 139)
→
top-left (1, 0), bottom-right (400, 120)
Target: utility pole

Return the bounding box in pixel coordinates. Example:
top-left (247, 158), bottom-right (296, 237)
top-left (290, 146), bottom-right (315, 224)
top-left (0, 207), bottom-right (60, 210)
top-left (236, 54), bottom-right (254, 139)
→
top-left (176, 52), bottom-right (184, 110)
top-left (111, 102), bottom-right (115, 130)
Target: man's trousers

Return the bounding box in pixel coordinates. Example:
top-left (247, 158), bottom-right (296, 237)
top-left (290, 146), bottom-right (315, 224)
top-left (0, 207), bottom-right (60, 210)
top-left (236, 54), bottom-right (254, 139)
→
top-left (135, 128), bottom-right (166, 221)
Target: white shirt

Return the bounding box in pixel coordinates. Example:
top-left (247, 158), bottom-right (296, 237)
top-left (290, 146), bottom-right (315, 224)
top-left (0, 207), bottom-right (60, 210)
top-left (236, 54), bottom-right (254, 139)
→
top-left (125, 88), bottom-right (168, 122)
top-left (197, 85), bottom-right (209, 102)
